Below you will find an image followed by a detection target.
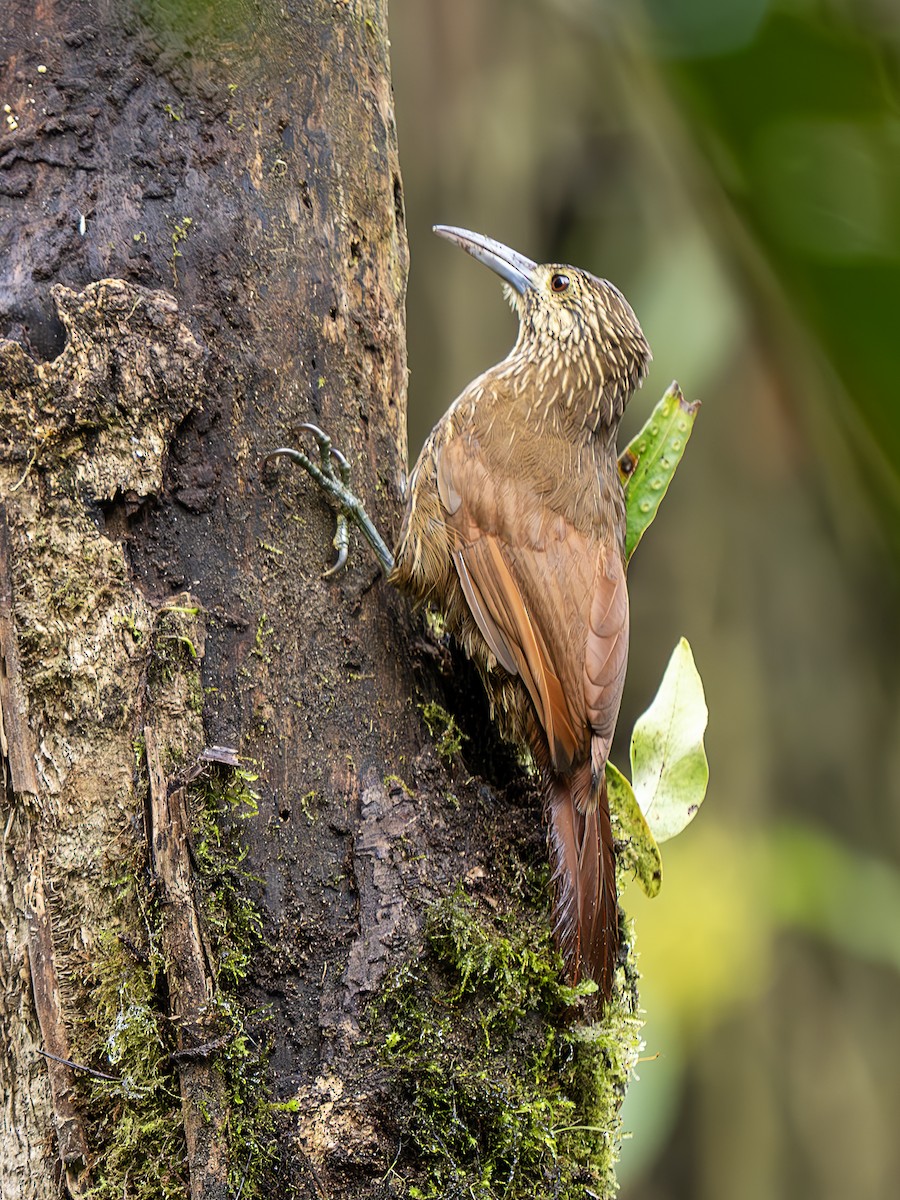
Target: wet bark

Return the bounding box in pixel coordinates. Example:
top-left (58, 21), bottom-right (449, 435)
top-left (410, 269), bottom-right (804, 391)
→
top-left (0, 1), bottom-right (450, 1195)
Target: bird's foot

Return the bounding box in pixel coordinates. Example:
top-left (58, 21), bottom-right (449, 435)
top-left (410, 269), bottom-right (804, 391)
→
top-left (263, 424), bottom-right (395, 578)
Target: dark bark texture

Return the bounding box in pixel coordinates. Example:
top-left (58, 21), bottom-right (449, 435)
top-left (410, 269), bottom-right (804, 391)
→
top-left (1, 0), bottom-right (424, 1193)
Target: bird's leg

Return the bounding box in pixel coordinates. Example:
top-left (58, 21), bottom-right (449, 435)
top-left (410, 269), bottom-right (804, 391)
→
top-left (263, 423), bottom-right (395, 578)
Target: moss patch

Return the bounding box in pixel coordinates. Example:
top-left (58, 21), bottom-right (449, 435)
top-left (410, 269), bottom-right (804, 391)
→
top-left (182, 763), bottom-right (278, 1196)
top-left (78, 906), bottom-right (188, 1200)
top-left (191, 763), bottom-right (263, 989)
top-left (76, 764), bottom-right (274, 1199)
top-left (376, 884), bottom-right (642, 1199)
top-left (420, 701), bottom-right (466, 763)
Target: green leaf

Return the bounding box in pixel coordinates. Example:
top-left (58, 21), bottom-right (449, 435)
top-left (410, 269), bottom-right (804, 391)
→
top-left (620, 381), bottom-right (700, 562)
top-left (630, 637), bottom-right (709, 842)
top-left (606, 760), bottom-right (663, 898)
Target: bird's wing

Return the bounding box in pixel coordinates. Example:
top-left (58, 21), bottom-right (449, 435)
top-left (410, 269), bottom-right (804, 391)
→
top-left (436, 433), bottom-right (628, 783)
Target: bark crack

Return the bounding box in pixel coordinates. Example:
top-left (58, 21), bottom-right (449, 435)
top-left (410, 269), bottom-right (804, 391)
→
top-left (145, 725), bottom-right (229, 1200)
top-left (0, 505), bottom-right (40, 797)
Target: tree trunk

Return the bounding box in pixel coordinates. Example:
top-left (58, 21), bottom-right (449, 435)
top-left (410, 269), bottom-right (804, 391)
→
top-left (0, 4), bottom-right (639, 1198)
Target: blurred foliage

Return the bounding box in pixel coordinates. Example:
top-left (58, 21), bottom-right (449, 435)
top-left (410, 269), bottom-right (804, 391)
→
top-left (650, 0), bottom-right (900, 515)
top-left (391, 0), bottom-right (900, 1197)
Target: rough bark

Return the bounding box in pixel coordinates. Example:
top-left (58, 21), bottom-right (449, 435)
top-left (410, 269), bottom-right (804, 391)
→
top-left (0, 1), bottom-right (416, 1193)
top-left (0, 278), bottom-right (207, 1197)
top-left (1, 4), bottom-right (639, 1199)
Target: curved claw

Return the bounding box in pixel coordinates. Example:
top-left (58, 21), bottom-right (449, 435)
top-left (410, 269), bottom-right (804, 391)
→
top-left (261, 426), bottom-right (396, 578)
top-left (297, 422), bottom-right (330, 441)
top-left (328, 445), bottom-right (351, 481)
top-left (297, 422), bottom-right (332, 456)
top-left (261, 447), bottom-right (309, 469)
top-left (322, 519), bottom-right (350, 578)
top-left (297, 423), bottom-right (352, 488)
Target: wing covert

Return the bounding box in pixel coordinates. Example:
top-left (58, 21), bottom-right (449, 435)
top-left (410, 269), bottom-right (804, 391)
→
top-left (436, 434), bottom-right (629, 778)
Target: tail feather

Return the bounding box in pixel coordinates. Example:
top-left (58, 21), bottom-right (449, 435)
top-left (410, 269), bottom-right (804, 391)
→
top-left (546, 765), bottom-right (618, 999)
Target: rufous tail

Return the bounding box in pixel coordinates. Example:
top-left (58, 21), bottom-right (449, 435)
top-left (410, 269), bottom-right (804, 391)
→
top-left (545, 764), bottom-right (619, 999)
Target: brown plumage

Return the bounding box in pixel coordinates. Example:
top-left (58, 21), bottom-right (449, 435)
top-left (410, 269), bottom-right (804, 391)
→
top-left (390, 227), bottom-right (651, 999)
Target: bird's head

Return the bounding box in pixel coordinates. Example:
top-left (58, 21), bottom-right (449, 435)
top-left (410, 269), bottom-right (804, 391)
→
top-left (434, 225), bottom-right (651, 423)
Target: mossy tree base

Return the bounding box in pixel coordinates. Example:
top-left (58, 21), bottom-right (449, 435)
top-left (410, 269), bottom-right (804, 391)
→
top-left (374, 886), bottom-right (642, 1199)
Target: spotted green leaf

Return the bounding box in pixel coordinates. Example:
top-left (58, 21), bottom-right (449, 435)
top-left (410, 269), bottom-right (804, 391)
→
top-left (607, 760), bottom-right (663, 898)
top-left (630, 637), bottom-right (709, 843)
top-left (620, 381), bottom-right (700, 563)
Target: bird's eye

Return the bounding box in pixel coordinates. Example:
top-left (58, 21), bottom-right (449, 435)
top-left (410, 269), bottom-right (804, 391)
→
top-left (550, 273), bottom-right (570, 293)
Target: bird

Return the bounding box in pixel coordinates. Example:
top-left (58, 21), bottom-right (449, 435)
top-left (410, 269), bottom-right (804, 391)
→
top-left (267, 226), bottom-right (651, 999)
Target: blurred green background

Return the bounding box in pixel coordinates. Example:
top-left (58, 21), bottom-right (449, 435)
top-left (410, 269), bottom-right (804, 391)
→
top-left (389, 1), bottom-right (900, 1196)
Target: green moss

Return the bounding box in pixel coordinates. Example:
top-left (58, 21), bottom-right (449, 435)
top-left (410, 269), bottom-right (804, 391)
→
top-left (299, 789), bottom-right (319, 822)
top-left (187, 763), bottom-right (280, 1195)
top-left (420, 701), bottom-right (466, 763)
top-left (148, 610), bottom-right (200, 689)
top-left (384, 773), bottom-right (414, 797)
top-left (78, 888), bottom-right (188, 1200)
top-left (191, 764), bottom-right (262, 990)
top-left (114, 610), bottom-right (146, 646)
top-left (78, 764), bottom-right (275, 1199)
top-left (376, 886), bottom-right (642, 1199)
top-left (132, 736), bottom-right (145, 768)
top-left (423, 606), bottom-right (447, 640)
top-left (251, 613), bottom-right (273, 660)
top-left (169, 216), bottom-right (193, 287)
top-left (187, 669), bottom-right (205, 714)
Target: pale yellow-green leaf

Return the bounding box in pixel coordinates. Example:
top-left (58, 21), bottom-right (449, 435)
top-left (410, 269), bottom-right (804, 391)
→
top-left (630, 638), bottom-right (709, 843)
top-left (607, 760), bottom-right (663, 898)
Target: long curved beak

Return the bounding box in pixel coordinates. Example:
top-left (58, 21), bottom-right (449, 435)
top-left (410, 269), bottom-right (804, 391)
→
top-left (433, 225), bottom-right (537, 294)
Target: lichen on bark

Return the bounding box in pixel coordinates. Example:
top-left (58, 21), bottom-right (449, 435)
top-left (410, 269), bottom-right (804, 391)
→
top-left (0, 279), bottom-right (214, 1197)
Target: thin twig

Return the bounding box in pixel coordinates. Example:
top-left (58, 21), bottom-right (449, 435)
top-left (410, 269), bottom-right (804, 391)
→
top-left (168, 1034), bottom-right (231, 1063)
top-left (233, 1146), bottom-right (254, 1200)
top-left (36, 1048), bottom-right (119, 1083)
